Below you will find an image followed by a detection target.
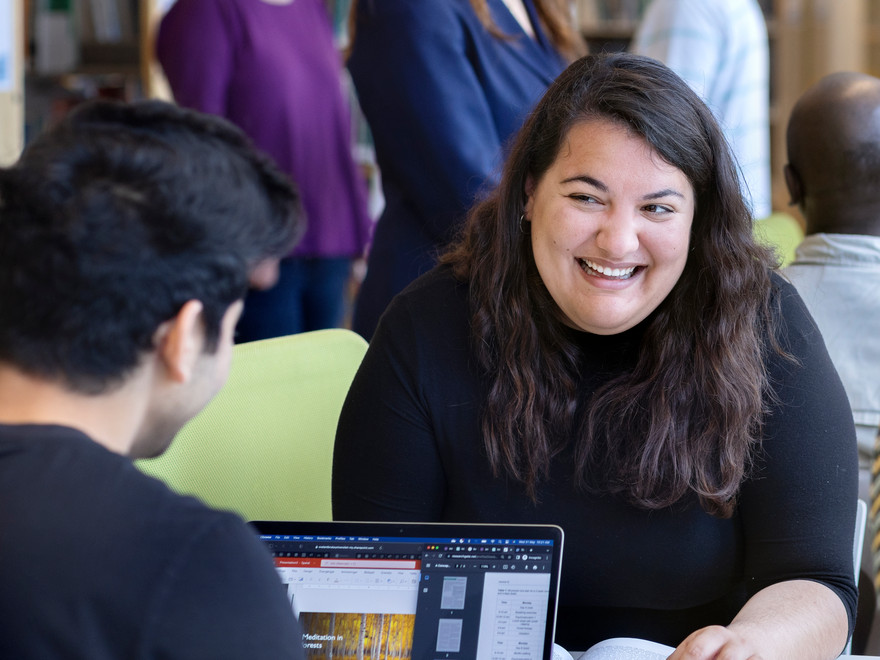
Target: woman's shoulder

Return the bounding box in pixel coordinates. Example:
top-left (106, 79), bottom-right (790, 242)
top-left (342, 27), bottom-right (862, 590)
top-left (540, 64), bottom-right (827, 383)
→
top-left (767, 269), bottom-right (824, 353)
top-left (371, 266), bottom-right (475, 372)
top-left (400, 263), bottom-right (463, 293)
top-left (769, 269), bottom-right (798, 298)
top-left (769, 270), bottom-right (815, 324)
top-left (386, 265), bottom-right (470, 325)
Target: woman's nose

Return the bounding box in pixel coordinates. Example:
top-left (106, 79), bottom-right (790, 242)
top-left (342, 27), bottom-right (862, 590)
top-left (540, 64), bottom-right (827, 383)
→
top-left (594, 208), bottom-right (640, 258)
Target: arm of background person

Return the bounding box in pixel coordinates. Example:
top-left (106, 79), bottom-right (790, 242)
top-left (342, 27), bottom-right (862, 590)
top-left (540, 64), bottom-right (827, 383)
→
top-left (673, 277), bottom-right (857, 659)
top-left (155, 0), bottom-right (235, 116)
top-left (630, 0), bottom-right (720, 102)
top-left (347, 0), bottom-right (504, 244)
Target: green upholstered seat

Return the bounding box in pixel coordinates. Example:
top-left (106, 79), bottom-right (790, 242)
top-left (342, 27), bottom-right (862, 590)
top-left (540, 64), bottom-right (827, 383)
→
top-left (136, 329), bottom-right (368, 522)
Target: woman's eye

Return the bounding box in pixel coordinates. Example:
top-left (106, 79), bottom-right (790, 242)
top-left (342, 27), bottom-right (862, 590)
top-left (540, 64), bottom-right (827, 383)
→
top-left (643, 204), bottom-right (673, 215)
top-left (570, 193), bottom-right (598, 204)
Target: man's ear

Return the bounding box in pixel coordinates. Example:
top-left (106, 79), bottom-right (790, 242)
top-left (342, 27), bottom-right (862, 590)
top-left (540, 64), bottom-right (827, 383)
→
top-left (249, 258), bottom-right (281, 291)
top-left (154, 300), bottom-right (205, 384)
top-left (784, 163), bottom-right (803, 207)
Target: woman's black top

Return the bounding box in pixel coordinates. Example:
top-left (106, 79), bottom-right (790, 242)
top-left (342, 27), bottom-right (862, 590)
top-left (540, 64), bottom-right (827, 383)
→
top-left (333, 265), bottom-right (858, 650)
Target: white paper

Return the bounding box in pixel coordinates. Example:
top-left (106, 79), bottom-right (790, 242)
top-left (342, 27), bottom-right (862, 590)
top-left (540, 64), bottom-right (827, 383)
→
top-left (582, 637), bottom-right (674, 660)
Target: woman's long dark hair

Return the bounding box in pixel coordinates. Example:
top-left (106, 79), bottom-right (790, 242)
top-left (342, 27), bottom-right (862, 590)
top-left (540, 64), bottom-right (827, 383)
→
top-left (442, 53), bottom-right (779, 518)
top-left (347, 0), bottom-right (586, 61)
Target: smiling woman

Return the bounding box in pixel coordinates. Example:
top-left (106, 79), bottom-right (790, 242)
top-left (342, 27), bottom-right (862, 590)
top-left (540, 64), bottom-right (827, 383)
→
top-left (525, 118), bottom-right (695, 335)
top-left (332, 53), bottom-right (858, 660)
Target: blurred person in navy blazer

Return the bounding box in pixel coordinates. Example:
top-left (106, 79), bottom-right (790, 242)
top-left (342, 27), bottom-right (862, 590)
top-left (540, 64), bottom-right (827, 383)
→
top-left (347, 0), bottom-right (584, 340)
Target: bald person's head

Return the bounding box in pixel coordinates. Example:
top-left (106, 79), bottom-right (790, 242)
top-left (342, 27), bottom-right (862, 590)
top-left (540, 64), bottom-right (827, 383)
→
top-left (786, 71), bottom-right (880, 235)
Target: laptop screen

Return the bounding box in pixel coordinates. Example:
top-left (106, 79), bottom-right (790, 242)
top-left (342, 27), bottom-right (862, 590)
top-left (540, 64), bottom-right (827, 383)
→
top-left (251, 520), bottom-right (564, 660)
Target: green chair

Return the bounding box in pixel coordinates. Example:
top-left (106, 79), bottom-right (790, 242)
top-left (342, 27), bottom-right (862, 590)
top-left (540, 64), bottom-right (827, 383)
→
top-left (753, 211), bottom-right (805, 267)
top-left (136, 328), bottom-right (368, 522)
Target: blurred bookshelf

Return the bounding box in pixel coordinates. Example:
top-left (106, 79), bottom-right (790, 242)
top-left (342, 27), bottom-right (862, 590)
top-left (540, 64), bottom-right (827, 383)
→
top-left (24, 0), bottom-right (168, 144)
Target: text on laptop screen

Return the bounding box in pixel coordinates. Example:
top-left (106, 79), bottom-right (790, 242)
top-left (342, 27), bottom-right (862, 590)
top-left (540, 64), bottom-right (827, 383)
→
top-left (258, 529), bottom-right (559, 660)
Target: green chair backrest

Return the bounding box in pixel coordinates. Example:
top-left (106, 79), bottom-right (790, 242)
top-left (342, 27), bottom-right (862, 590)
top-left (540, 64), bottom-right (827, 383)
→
top-left (136, 329), bottom-right (368, 522)
top-left (754, 211), bottom-right (805, 267)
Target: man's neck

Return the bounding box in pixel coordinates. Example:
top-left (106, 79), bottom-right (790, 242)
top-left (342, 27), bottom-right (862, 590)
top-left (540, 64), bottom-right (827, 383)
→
top-left (804, 196), bottom-right (880, 237)
top-left (0, 363), bottom-right (152, 456)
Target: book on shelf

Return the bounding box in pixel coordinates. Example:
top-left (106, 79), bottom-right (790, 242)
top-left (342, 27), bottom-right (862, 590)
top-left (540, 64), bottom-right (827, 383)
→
top-left (34, 3), bottom-right (78, 75)
top-left (82, 0), bottom-right (137, 43)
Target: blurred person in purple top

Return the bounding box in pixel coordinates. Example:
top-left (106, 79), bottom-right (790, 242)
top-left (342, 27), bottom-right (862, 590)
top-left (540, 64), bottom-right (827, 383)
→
top-left (157, 0), bottom-right (372, 341)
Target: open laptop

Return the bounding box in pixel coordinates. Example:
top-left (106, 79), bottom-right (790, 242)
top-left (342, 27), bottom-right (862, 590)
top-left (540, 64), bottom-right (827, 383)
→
top-left (250, 520), bottom-right (564, 660)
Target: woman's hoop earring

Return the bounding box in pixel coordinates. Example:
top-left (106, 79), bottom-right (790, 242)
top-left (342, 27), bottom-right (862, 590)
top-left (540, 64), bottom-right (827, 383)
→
top-left (519, 213), bottom-right (530, 234)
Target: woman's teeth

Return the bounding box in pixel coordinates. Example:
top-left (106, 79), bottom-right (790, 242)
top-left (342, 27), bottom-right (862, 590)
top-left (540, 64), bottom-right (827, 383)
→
top-left (580, 258), bottom-right (636, 279)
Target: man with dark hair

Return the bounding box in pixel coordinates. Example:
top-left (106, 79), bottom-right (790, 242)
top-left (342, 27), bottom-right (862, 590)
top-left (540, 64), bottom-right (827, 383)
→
top-left (783, 71), bottom-right (880, 653)
top-left (0, 100), bottom-right (306, 658)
